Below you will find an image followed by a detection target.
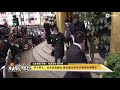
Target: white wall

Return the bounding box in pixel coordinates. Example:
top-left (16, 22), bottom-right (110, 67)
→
top-left (23, 12), bottom-right (29, 25)
top-left (34, 12), bottom-right (40, 25)
top-left (0, 12), bottom-right (52, 26)
top-left (7, 12), bottom-right (13, 26)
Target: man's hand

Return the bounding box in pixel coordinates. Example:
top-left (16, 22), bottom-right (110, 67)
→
top-left (70, 35), bottom-right (74, 43)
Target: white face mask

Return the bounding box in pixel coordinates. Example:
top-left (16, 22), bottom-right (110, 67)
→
top-left (54, 32), bottom-right (58, 34)
top-left (4, 40), bottom-right (7, 42)
top-left (65, 23), bottom-right (68, 25)
top-left (11, 43), bottom-right (13, 45)
top-left (65, 23), bottom-right (69, 26)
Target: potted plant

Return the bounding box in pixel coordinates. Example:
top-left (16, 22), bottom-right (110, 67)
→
top-left (102, 53), bottom-right (120, 78)
top-left (81, 12), bottom-right (111, 62)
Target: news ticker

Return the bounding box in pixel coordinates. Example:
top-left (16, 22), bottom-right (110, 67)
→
top-left (8, 62), bottom-right (112, 72)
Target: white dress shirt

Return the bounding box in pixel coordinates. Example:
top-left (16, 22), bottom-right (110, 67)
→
top-left (73, 42), bottom-right (82, 50)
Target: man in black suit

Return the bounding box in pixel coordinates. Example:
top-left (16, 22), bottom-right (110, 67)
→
top-left (73, 14), bottom-right (86, 34)
top-left (63, 31), bottom-right (91, 78)
top-left (73, 14), bottom-right (88, 50)
top-left (43, 18), bottom-right (51, 44)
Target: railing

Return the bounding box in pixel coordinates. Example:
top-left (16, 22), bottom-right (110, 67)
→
top-left (1, 49), bottom-right (11, 78)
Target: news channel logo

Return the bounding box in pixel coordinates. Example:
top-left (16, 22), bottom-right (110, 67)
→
top-left (105, 13), bottom-right (117, 18)
top-left (8, 63), bottom-right (31, 72)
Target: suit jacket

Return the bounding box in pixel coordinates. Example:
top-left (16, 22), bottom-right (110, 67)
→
top-left (74, 21), bottom-right (86, 34)
top-left (69, 23), bottom-right (74, 35)
top-left (63, 44), bottom-right (91, 78)
top-left (43, 23), bottom-right (50, 34)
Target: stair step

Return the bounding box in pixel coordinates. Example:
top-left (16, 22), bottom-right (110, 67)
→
top-left (42, 45), bottom-right (53, 55)
top-left (32, 46), bottom-right (47, 62)
top-left (37, 42), bottom-right (55, 62)
top-left (45, 41), bottom-right (53, 50)
top-left (46, 44), bottom-right (53, 50)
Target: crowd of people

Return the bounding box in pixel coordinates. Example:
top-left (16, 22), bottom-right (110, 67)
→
top-left (0, 25), bottom-right (45, 65)
top-left (0, 14), bottom-right (91, 78)
top-left (0, 25), bottom-right (46, 77)
top-left (44, 14), bottom-right (91, 78)
top-left (44, 15), bottom-right (88, 63)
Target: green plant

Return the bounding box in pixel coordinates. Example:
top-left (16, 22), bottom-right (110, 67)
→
top-left (102, 53), bottom-right (120, 78)
top-left (91, 13), bottom-right (110, 48)
top-left (80, 12), bottom-right (111, 61)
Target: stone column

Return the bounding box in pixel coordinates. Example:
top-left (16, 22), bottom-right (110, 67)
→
top-left (56, 12), bottom-right (67, 33)
top-left (110, 12), bottom-right (120, 53)
top-left (55, 12), bottom-right (59, 29)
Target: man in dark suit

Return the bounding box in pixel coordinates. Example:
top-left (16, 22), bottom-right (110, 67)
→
top-left (63, 31), bottom-right (91, 78)
top-left (73, 14), bottom-right (88, 50)
top-left (64, 18), bottom-right (74, 49)
top-left (73, 14), bottom-right (86, 34)
top-left (43, 18), bottom-right (51, 44)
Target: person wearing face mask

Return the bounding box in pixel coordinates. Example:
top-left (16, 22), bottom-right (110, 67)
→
top-left (49, 20), bottom-right (56, 45)
top-left (52, 27), bottom-right (65, 63)
top-left (73, 14), bottom-right (88, 51)
top-left (50, 20), bottom-right (56, 32)
top-left (64, 18), bottom-right (74, 50)
top-left (49, 20), bottom-right (52, 29)
top-left (73, 14), bottom-right (86, 34)
top-left (43, 18), bottom-right (51, 44)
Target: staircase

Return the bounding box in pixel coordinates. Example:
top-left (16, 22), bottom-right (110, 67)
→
top-left (32, 41), bottom-right (54, 62)
top-left (32, 41), bottom-right (66, 77)
top-left (32, 40), bottom-right (103, 78)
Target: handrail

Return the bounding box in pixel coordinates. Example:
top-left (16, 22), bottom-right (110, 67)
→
top-left (1, 48), bottom-right (11, 78)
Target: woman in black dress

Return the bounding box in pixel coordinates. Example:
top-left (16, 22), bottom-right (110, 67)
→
top-left (52, 27), bottom-right (65, 63)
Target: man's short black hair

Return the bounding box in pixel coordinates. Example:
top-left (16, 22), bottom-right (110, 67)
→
top-left (74, 31), bottom-right (86, 43)
top-left (45, 18), bottom-right (48, 21)
top-left (65, 18), bottom-right (70, 23)
top-left (73, 14), bottom-right (79, 20)
top-left (53, 26), bottom-right (59, 31)
top-left (49, 20), bottom-right (52, 22)
top-left (50, 20), bottom-right (53, 22)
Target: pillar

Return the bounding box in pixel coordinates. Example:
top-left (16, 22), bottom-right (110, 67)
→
top-left (56, 12), bottom-right (67, 33)
top-left (55, 12), bottom-right (59, 29)
top-left (110, 12), bottom-right (120, 53)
